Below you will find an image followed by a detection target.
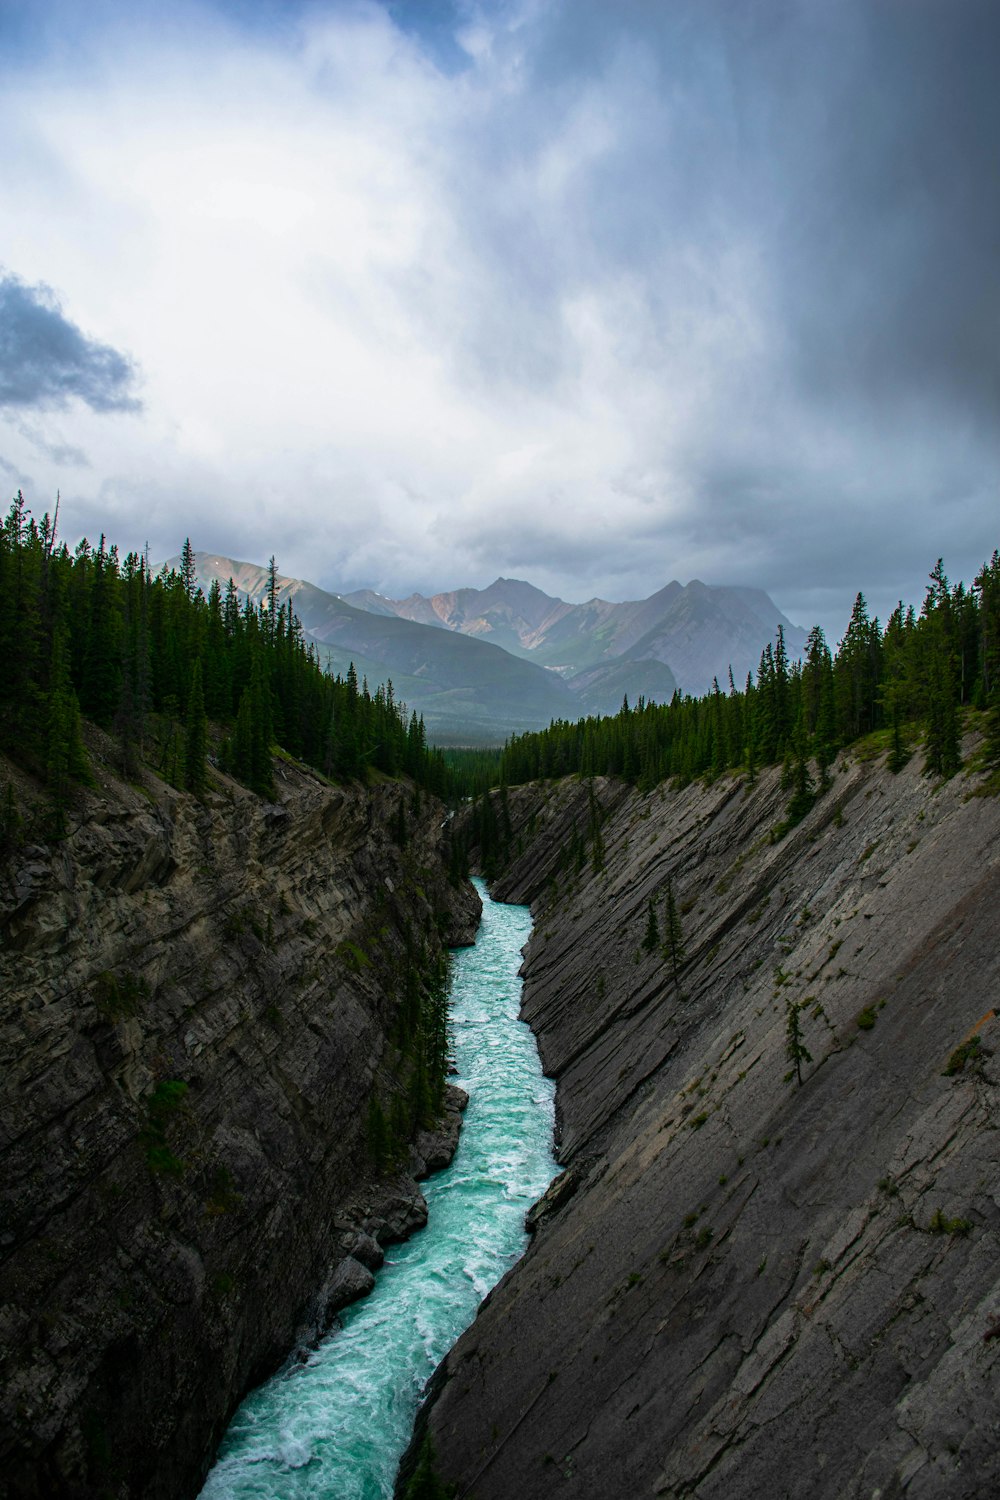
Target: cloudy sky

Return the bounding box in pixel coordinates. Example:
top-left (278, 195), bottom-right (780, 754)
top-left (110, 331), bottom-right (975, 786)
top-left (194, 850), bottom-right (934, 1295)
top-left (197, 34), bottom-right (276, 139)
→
top-left (1, 0), bottom-right (997, 639)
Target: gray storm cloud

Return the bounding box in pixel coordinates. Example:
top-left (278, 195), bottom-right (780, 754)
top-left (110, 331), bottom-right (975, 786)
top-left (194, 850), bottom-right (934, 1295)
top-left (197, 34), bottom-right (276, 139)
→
top-left (0, 0), bottom-right (996, 640)
top-left (399, 0), bottom-right (1000, 618)
top-left (0, 273), bottom-right (140, 413)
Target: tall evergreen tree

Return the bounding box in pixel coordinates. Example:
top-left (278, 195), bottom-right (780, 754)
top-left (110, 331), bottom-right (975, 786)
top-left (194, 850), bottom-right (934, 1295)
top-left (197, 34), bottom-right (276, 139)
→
top-left (180, 537), bottom-right (197, 601)
top-left (46, 626), bottom-right (90, 834)
top-left (642, 897), bottom-right (660, 953)
top-left (184, 660), bottom-right (209, 796)
top-left (785, 999), bottom-right (813, 1087)
top-left (662, 875), bottom-right (685, 992)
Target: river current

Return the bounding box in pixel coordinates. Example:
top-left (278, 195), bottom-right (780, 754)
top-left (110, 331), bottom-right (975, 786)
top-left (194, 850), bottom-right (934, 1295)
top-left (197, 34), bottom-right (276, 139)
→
top-left (200, 878), bottom-right (556, 1500)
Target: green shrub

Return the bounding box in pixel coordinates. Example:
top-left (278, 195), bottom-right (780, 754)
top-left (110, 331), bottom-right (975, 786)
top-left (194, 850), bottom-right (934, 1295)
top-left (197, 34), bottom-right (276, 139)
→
top-left (928, 1209), bottom-right (972, 1237)
top-left (943, 1035), bottom-right (983, 1076)
top-left (337, 940), bottom-right (371, 973)
top-left (142, 1080), bottom-right (189, 1175)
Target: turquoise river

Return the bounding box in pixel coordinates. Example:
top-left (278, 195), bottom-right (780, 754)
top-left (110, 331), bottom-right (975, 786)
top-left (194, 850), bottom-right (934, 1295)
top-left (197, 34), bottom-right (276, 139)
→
top-left (200, 879), bottom-right (556, 1500)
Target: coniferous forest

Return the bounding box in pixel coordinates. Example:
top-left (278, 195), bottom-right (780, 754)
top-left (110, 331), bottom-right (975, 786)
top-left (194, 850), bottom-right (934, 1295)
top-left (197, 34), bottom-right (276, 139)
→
top-left (490, 552), bottom-right (1000, 793)
top-left (449, 548), bottom-right (1000, 881)
top-left (2, 490), bottom-right (998, 845)
top-left (0, 493), bottom-right (448, 835)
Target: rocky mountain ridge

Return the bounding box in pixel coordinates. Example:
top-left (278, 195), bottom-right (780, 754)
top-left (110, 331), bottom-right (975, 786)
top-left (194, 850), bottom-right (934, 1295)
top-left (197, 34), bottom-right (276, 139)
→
top-left (413, 739), bottom-right (1000, 1498)
top-left (180, 554), bottom-right (578, 744)
top-left (0, 733), bottom-right (479, 1498)
top-left (176, 555), bottom-right (804, 740)
top-left (343, 574), bottom-right (806, 699)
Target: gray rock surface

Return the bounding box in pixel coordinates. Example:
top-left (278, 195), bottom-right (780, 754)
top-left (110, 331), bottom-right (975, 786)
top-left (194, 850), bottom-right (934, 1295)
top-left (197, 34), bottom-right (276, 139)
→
top-left (413, 1084), bottom-right (469, 1177)
top-left (0, 732), bottom-right (480, 1499)
top-left (323, 1256), bottom-right (376, 1317)
top-left (348, 1232), bottom-right (385, 1272)
top-left (419, 741), bottom-right (1000, 1499)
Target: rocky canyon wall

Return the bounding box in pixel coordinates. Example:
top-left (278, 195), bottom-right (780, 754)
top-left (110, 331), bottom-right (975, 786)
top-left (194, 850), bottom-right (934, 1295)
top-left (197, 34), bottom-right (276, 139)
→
top-left (421, 742), bottom-right (1000, 1498)
top-left (0, 730), bottom-right (478, 1499)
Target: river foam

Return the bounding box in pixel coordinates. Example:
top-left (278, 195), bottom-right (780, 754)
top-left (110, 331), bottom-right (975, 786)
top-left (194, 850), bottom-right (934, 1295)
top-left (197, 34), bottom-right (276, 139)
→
top-left (200, 879), bottom-right (555, 1500)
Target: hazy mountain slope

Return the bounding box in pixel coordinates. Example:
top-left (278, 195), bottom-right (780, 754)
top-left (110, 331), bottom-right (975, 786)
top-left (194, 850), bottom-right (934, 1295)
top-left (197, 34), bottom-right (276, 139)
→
top-left (349, 578), bottom-right (575, 659)
top-left (568, 656), bottom-right (679, 717)
top-left (343, 576), bottom-right (806, 696)
top-left (627, 579), bottom-right (809, 694)
top-left (182, 555), bottom-right (579, 742)
top-left (171, 555), bottom-right (807, 735)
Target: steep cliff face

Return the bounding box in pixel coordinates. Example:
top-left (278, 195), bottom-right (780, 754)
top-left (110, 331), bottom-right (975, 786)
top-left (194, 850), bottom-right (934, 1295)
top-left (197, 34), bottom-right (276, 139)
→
top-left (0, 731), bottom-right (479, 1499)
top-left (422, 743), bottom-right (1000, 1498)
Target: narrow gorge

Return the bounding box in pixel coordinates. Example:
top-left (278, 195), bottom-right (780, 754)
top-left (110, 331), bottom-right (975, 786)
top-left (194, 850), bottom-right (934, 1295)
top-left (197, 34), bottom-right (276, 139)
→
top-left (419, 738), bottom-right (1000, 1498)
top-left (201, 882), bottom-right (555, 1499)
top-left (5, 718), bottom-right (1000, 1500)
top-left (0, 725), bottom-right (479, 1499)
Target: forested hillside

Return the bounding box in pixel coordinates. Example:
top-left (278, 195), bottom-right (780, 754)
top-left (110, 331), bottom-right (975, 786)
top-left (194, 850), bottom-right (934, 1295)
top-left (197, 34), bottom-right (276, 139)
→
top-left (0, 494), bottom-right (447, 837)
top-left (492, 555), bottom-right (1000, 791)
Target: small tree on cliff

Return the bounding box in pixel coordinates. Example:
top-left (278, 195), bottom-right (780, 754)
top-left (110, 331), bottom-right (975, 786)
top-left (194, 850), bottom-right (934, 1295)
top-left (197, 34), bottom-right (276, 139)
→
top-left (662, 875), bottom-right (685, 992)
top-left (784, 999), bottom-right (813, 1087)
top-left (642, 897), bottom-right (660, 953)
top-left (588, 782), bottom-right (605, 874)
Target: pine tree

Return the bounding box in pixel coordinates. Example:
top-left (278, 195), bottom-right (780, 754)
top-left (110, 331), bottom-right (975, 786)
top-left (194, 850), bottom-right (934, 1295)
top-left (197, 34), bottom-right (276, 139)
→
top-left (180, 537), bottom-right (197, 601)
top-left (588, 782), bottom-right (605, 874)
top-left (184, 660), bottom-right (209, 796)
top-left (923, 643), bottom-right (960, 778)
top-left (46, 627), bottom-right (91, 835)
top-left (982, 682), bottom-right (1000, 771)
top-left (642, 897), bottom-right (660, 953)
top-left (266, 555), bottom-right (279, 643)
top-left (785, 741), bottom-right (815, 826)
top-left (662, 875), bottom-right (685, 992)
top-left (785, 999), bottom-right (813, 1087)
top-left (887, 697), bottom-right (908, 774)
top-left (80, 536), bottom-right (122, 727)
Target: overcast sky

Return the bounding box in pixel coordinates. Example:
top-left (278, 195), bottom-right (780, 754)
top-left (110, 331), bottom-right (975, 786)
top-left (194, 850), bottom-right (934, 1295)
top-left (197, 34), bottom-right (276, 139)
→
top-left (1, 0), bottom-right (997, 640)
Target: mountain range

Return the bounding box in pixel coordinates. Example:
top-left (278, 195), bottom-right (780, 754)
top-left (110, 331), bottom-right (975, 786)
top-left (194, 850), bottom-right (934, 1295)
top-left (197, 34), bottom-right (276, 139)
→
top-left (180, 554), bottom-right (806, 743)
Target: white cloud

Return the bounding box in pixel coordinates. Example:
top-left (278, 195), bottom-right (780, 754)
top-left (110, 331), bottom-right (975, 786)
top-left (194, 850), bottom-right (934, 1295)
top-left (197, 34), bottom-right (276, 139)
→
top-left (0, 0), bottom-right (996, 642)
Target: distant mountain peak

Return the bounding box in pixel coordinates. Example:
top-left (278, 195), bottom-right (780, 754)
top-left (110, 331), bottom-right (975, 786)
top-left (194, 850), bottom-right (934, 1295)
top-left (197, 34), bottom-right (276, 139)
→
top-left (167, 550), bottom-right (804, 738)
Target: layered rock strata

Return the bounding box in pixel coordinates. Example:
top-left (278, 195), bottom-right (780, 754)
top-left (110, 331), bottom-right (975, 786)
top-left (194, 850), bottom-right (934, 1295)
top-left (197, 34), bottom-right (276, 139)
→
top-left (418, 744), bottom-right (1000, 1498)
top-left (0, 732), bottom-right (479, 1499)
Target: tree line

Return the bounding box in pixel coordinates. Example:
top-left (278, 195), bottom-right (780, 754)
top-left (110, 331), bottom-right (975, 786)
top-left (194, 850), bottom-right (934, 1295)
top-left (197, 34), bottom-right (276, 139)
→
top-left (490, 552), bottom-right (1000, 793)
top-left (0, 494), bottom-right (449, 831)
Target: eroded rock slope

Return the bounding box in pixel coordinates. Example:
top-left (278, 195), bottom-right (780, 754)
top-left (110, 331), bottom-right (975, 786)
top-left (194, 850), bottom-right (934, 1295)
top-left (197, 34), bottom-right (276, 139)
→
top-left (423, 743), bottom-right (1000, 1498)
top-left (0, 735), bottom-right (478, 1498)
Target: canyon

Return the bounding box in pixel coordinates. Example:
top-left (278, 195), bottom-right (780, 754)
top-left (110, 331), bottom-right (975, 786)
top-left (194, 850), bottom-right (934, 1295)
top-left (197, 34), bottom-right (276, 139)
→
top-left (0, 729), bottom-right (477, 1498)
top-left (5, 718), bottom-right (1000, 1499)
top-left (415, 737), bottom-right (1000, 1498)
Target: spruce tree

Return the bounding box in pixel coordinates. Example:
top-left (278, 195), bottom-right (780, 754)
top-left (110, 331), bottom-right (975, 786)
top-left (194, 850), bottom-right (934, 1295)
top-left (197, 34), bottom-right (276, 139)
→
top-left (784, 999), bottom-right (813, 1087)
top-left (266, 555), bottom-right (279, 643)
top-left (923, 646), bottom-right (960, 778)
top-left (785, 740), bottom-right (815, 826)
top-left (184, 660), bottom-right (208, 796)
top-left (180, 537), bottom-right (197, 601)
top-left (642, 897), bottom-right (660, 953)
top-left (46, 629), bottom-right (90, 835)
top-left (588, 782), bottom-right (605, 874)
top-left (662, 875), bottom-right (685, 992)
top-left (887, 697), bottom-right (908, 774)
top-left (982, 688), bottom-right (1000, 770)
